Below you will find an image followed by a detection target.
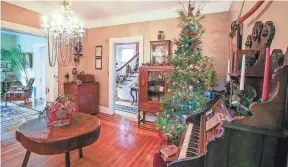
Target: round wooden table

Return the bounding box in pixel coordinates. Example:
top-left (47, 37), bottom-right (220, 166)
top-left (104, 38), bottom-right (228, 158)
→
top-left (16, 112), bottom-right (101, 167)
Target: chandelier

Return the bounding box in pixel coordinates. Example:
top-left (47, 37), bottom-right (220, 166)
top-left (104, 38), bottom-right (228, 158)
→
top-left (41, 0), bottom-right (85, 67)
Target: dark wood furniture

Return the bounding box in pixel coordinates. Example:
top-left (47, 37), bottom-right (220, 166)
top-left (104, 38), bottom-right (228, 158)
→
top-left (166, 20), bottom-right (288, 167)
top-left (150, 40), bottom-right (171, 65)
top-left (64, 82), bottom-right (99, 114)
top-left (5, 78), bottom-right (34, 106)
top-left (16, 112), bottom-right (101, 167)
top-left (138, 66), bottom-right (172, 125)
top-left (130, 86), bottom-right (138, 105)
top-left (168, 77), bottom-right (288, 167)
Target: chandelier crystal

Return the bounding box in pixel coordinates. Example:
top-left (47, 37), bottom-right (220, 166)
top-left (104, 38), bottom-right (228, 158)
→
top-left (41, 0), bottom-right (85, 66)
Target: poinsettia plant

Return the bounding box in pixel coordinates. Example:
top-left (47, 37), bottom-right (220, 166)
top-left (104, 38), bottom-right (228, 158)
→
top-left (45, 93), bottom-right (76, 127)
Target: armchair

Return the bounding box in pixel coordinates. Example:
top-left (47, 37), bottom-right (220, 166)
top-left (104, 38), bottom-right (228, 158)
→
top-left (5, 78), bottom-right (35, 106)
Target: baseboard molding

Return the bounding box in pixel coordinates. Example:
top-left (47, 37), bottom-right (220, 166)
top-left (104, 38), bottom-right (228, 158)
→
top-left (99, 106), bottom-right (113, 115)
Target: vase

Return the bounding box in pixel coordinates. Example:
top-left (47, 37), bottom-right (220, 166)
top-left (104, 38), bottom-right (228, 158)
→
top-left (72, 68), bottom-right (78, 75)
top-left (158, 31), bottom-right (165, 40)
top-left (72, 68), bottom-right (78, 82)
top-left (53, 114), bottom-right (72, 127)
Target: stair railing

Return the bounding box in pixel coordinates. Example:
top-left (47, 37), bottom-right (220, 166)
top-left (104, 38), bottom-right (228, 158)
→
top-left (116, 53), bottom-right (139, 85)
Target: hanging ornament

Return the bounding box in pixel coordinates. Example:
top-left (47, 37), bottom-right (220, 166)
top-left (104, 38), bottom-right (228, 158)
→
top-left (188, 25), bottom-right (195, 31)
top-left (189, 85), bottom-right (194, 90)
top-left (188, 32), bottom-right (195, 36)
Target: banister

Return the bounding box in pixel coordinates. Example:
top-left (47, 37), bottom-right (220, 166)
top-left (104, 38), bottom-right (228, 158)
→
top-left (116, 53), bottom-right (139, 72)
top-left (237, 0), bottom-right (264, 24)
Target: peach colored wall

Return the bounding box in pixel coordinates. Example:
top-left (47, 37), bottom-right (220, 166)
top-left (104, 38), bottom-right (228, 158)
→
top-left (59, 12), bottom-right (231, 107)
top-left (1, 2), bottom-right (40, 29)
top-left (230, 1), bottom-right (288, 51)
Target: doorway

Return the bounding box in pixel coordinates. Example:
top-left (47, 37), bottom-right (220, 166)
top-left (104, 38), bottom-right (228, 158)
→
top-left (109, 36), bottom-right (144, 115)
top-left (115, 43), bottom-right (138, 114)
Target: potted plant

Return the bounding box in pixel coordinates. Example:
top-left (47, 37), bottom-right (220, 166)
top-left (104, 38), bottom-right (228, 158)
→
top-left (2, 45), bottom-right (32, 96)
top-left (1, 45), bottom-right (29, 84)
top-left (65, 73), bottom-right (70, 83)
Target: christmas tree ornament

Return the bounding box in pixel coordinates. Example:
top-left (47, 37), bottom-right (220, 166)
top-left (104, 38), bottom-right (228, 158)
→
top-left (189, 85), bottom-right (194, 90)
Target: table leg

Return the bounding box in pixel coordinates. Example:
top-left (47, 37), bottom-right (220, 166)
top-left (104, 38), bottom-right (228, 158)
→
top-left (65, 152), bottom-right (70, 167)
top-left (22, 150), bottom-right (31, 167)
top-left (143, 112), bottom-right (146, 123)
top-left (138, 110), bottom-right (141, 127)
top-left (78, 148), bottom-right (83, 158)
top-left (130, 89), bottom-right (135, 105)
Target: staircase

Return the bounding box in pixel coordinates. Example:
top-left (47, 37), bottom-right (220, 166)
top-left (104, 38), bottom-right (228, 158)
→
top-left (116, 53), bottom-right (139, 102)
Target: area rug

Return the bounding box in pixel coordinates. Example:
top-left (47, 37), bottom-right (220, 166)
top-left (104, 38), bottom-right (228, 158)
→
top-left (0, 101), bottom-right (40, 123)
top-left (115, 103), bottom-right (138, 114)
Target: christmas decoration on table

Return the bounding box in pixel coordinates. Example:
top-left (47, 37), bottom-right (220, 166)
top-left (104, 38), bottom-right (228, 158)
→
top-left (156, 2), bottom-right (216, 145)
top-left (43, 93), bottom-right (76, 127)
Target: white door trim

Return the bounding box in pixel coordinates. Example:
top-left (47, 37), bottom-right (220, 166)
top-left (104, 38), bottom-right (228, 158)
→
top-left (108, 36), bottom-right (144, 115)
top-left (1, 20), bottom-right (43, 37)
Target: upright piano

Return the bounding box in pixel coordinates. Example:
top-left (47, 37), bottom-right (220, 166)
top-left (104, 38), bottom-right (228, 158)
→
top-left (168, 63), bottom-right (288, 167)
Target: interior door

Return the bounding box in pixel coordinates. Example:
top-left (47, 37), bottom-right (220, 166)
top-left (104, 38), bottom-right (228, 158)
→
top-left (33, 45), bottom-right (46, 99)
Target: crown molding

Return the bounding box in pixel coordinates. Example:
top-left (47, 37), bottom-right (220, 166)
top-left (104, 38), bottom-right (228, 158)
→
top-left (85, 1), bottom-right (232, 29)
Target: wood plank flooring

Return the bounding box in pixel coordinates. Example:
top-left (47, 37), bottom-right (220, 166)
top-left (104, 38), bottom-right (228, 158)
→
top-left (1, 112), bottom-right (161, 167)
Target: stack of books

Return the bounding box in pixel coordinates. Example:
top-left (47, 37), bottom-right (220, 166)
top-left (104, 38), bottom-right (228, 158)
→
top-left (160, 144), bottom-right (178, 162)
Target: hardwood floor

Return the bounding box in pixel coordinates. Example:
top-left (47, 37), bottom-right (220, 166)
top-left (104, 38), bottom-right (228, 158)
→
top-left (1, 111), bottom-right (161, 167)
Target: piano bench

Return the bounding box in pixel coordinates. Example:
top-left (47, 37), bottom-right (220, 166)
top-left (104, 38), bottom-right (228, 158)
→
top-left (153, 152), bottom-right (167, 167)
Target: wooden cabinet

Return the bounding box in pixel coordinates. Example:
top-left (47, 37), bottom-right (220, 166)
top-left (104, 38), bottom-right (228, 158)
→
top-left (138, 66), bottom-right (172, 125)
top-left (64, 82), bottom-right (99, 114)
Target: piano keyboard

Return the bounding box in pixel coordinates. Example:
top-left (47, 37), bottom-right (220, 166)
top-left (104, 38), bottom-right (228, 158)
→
top-left (179, 123), bottom-right (200, 159)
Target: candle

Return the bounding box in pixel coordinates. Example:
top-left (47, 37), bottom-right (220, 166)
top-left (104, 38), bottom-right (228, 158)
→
top-left (239, 55), bottom-right (246, 91)
top-left (227, 59), bottom-right (231, 82)
top-left (262, 48), bottom-right (271, 100)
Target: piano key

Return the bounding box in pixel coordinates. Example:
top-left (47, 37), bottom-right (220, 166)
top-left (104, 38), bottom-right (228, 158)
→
top-left (179, 123), bottom-right (193, 159)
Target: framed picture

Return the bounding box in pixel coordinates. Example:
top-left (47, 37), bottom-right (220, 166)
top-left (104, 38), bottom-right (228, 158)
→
top-left (150, 40), bottom-right (171, 66)
top-left (95, 58), bottom-right (102, 70)
top-left (23, 52), bottom-right (33, 68)
top-left (95, 46), bottom-right (102, 57)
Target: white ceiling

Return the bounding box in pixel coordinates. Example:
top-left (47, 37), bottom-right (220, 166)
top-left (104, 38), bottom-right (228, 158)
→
top-left (5, 0), bottom-right (232, 28)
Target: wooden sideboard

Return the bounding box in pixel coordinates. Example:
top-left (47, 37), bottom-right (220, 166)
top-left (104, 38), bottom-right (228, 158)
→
top-left (138, 66), bottom-right (172, 125)
top-left (64, 82), bottom-right (99, 114)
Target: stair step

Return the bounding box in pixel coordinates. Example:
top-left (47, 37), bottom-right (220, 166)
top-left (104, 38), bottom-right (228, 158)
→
top-left (126, 80), bottom-right (132, 82)
top-left (130, 76), bottom-right (137, 78)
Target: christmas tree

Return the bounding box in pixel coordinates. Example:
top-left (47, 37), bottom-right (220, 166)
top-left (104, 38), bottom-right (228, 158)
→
top-left (156, 3), bottom-right (216, 144)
